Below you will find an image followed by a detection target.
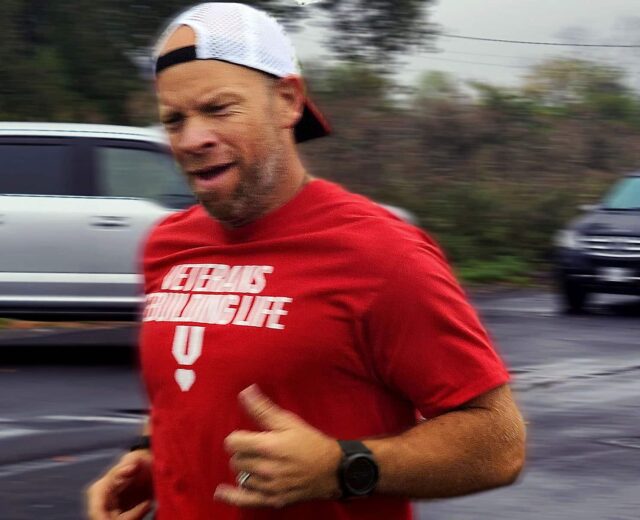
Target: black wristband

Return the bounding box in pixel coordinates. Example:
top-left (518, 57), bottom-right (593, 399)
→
top-left (338, 439), bottom-right (373, 456)
top-left (129, 435), bottom-right (151, 452)
top-left (337, 439), bottom-right (379, 499)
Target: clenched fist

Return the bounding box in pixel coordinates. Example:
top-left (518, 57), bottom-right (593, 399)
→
top-left (86, 448), bottom-right (154, 520)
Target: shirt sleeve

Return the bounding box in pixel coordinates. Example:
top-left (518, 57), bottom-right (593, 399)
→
top-left (361, 237), bottom-right (510, 419)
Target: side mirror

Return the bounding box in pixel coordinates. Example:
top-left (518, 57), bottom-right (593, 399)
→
top-left (579, 204), bottom-right (598, 212)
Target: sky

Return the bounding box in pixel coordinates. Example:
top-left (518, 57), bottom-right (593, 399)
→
top-left (290, 0), bottom-right (640, 91)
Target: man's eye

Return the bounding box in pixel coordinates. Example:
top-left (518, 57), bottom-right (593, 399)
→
top-left (204, 104), bottom-right (234, 116)
top-left (162, 115), bottom-right (183, 128)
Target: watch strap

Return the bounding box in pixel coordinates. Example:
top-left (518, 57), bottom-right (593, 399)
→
top-left (338, 439), bottom-right (372, 456)
top-left (129, 435), bottom-right (151, 452)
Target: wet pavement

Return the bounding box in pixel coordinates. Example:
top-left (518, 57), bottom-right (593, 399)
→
top-left (0, 289), bottom-right (639, 520)
top-left (425, 291), bottom-right (640, 520)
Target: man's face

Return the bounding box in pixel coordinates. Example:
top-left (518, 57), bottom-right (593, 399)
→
top-left (156, 38), bottom-right (286, 226)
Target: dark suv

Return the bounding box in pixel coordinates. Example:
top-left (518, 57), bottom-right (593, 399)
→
top-left (554, 173), bottom-right (640, 312)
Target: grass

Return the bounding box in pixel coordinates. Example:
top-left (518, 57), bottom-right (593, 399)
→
top-left (455, 255), bottom-right (534, 285)
top-left (0, 319), bottom-right (126, 331)
top-left (0, 318), bottom-right (12, 330)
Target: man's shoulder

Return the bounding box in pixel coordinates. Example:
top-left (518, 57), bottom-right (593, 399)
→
top-left (142, 204), bottom-right (209, 258)
top-left (152, 203), bottom-right (204, 232)
top-left (312, 181), bottom-right (442, 267)
top-left (312, 180), bottom-right (416, 232)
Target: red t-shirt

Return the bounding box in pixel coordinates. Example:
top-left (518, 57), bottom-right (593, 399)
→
top-left (139, 179), bottom-right (509, 520)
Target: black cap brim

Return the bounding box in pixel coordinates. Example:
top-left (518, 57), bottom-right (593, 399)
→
top-left (295, 97), bottom-right (331, 143)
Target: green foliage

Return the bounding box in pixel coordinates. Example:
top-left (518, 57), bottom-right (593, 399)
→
top-left (4, 5), bottom-right (640, 286)
top-left (471, 82), bottom-right (538, 120)
top-left (316, 0), bottom-right (436, 65)
top-left (0, 0), bottom-right (435, 123)
top-left (307, 62), bottom-right (394, 104)
top-left (413, 71), bottom-right (464, 105)
top-left (522, 57), bottom-right (640, 124)
top-left (302, 57), bottom-right (640, 283)
top-left (455, 256), bottom-right (532, 285)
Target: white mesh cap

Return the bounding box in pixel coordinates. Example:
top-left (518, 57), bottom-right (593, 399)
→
top-left (154, 3), bottom-right (330, 142)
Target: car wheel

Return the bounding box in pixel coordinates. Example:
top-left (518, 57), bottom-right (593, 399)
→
top-left (559, 279), bottom-right (589, 314)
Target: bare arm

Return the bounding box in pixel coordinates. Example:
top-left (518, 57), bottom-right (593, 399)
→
top-left (365, 384), bottom-right (526, 498)
top-left (215, 384), bottom-right (525, 508)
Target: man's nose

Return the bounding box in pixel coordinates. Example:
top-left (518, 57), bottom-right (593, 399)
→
top-left (176, 119), bottom-right (220, 155)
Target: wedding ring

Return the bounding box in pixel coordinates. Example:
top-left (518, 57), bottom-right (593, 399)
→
top-left (236, 470), bottom-right (252, 488)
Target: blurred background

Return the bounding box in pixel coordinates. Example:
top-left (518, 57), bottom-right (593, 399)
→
top-left (3, 0), bottom-right (640, 283)
top-left (1, 1), bottom-right (640, 519)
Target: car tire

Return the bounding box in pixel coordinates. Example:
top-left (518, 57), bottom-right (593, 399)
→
top-left (559, 279), bottom-right (589, 314)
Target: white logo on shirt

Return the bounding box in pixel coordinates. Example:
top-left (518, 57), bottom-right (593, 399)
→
top-left (172, 325), bottom-right (204, 392)
top-left (143, 264), bottom-right (293, 330)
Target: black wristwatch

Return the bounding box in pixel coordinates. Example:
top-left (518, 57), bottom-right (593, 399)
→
top-left (337, 440), bottom-right (379, 499)
top-left (129, 435), bottom-right (151, 452)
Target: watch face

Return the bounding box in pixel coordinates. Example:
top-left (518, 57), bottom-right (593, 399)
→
top-left (345, 456), bottom-right (377, 494)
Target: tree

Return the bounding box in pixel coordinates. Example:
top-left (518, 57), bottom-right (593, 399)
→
top-left (308, 62), bottom-right (393, 104)
top-left (522, 57), bottom-right (639, 122)
top-left (0, 0), bottom-right (436, 124)
top-left (315, 0), bottom-right (436, 65)
top-left (414, 71), bottom-right (462, 103)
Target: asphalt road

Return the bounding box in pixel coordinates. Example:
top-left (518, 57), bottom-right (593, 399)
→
top-left (1, 290), bottom-right (639, 520)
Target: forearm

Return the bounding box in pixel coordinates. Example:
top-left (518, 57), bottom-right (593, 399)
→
top-left (363, 386), bottom-right (525, 499)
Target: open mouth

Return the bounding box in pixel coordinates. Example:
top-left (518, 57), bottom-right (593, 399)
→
top-left (190, 163), bottom-right (235, 180)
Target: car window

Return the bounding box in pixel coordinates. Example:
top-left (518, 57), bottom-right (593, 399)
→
top-left (97, 146), bottom-right (195, 209)
top-left (602, 177), bottom-right (640, 210)
top-left (0, 143), bottom-right (72, 195)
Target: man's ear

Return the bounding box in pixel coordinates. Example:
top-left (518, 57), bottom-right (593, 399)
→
top-left (273, 75), bottom-right (306, 132)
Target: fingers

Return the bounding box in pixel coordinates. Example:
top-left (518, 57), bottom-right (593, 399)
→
top-left (87, 477), bottom-right (152, 520)
top-left (86, 455), bottom-right (153, 520)
top-left (214, 483), bottom-right (302, 509)
top-left (117, 500), bottom-right (153, 520)
top-left (229, 453), bottom-right (278, 479)
top-left (87, 476), bottom-right (124, 520)
top-left (239, 385), bottom-right (299, 431)
top-left (112, 464), bottom-right (137, 487)
top-left (229, 452), bottom-right (303, 499)
top-left (224, 430), bottom-right (282, 458)
top-left (215, 484), bottom-right (273, 508)
top-left (241, 473), bottom-right (300, 496)
top-left (86, 480), bottom-right (112, 520)
top-left (113, 452), bottom-right (152, 488)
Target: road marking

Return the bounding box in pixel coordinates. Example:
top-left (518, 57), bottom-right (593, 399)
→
top-left (0, 415), bottom-right (144, 443)
top-left (0, 427), bottom-right (39, 440)
top-left (40, 415), bottom-right (144, 425)
top-left (0, 272), bottom-right (140, 284)
top-left (598, 438), bottom-right (640, 450)
top-left (482, 305), bottom-right (554, 314)
top-left (513, 357), bottom-right (640, 391)
top-left (0, 448), bottom-right (118, 479)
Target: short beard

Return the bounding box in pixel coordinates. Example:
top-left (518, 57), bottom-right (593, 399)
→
top-left (197, 138), bottom-right (284, 228)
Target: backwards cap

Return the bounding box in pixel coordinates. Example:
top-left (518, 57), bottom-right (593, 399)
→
top-left (154, 2), bottom-right (330, 142)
